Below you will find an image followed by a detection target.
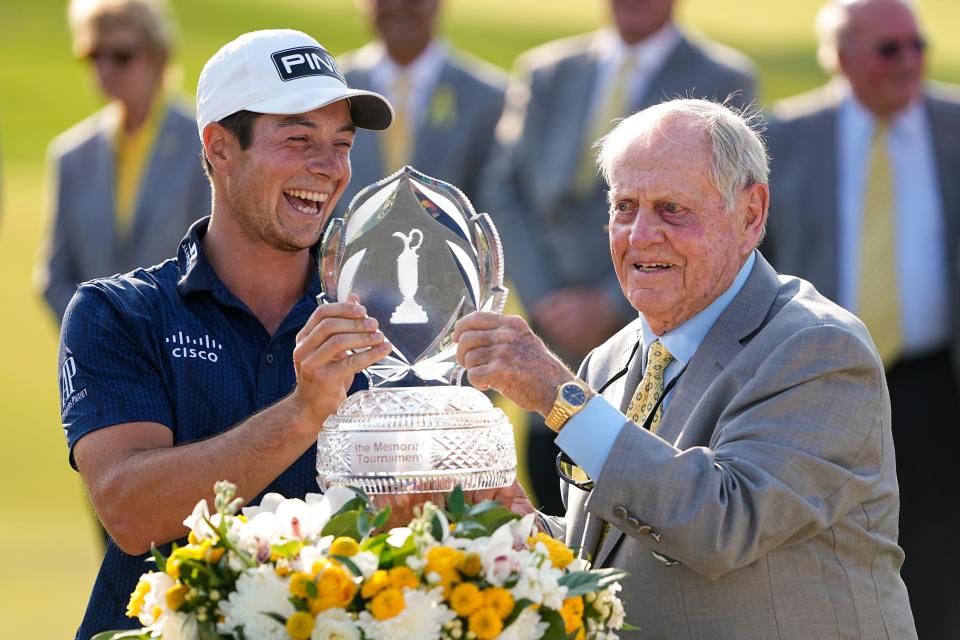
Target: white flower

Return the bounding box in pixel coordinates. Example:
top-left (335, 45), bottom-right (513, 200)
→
top-left (357, 587), bottom-right (455, 640)
top-left (182, 500), bottom-right (218, 541)
top-left (496, 607), bottom-right (547, 640)
top-left (275, 497), bottom-right (331, 540)
top-left (136, 571), bottom-right (175, 627)
top-left (160, 611), bottom-right (199, 640)
top-left (594, 583), bottom-right (625, 629)
top-left (318, 486), bottom-right (356, 514)
top-left (508, 554), bottom-right (567, 610)
top-left (241, 492), bottom-right (285, 518)
top-left (351, 551), bottom-right (380, 578)
top-left (387, 527), bottom-right (412, 548)
top-left (312, 608), bottom-right (361, 640)
top-left (217, 565), bottom-right (294, 640)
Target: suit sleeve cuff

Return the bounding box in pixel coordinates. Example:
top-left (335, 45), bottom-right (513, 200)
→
top-left (554, 395), bottom-right (625, 480)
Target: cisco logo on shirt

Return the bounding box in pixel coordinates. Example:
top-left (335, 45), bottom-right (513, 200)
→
top-left (166, 331), bottom-right (223, 363)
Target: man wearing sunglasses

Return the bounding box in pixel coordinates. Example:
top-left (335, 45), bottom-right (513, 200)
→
top-left (456, 98), bottom-right (916, 638)
top-left (763, 2), bottom-right (960, 636)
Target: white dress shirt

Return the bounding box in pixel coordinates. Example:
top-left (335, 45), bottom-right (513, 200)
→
top-left (836, 93), bottom-right (949, 356)
top-left (587, 23), bottom-right (682, 118)
top-left (367, 39), bottom-right (448, 131)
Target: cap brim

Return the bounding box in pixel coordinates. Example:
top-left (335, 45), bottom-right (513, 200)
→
top-left (244, 87), bottom-right (394, 130)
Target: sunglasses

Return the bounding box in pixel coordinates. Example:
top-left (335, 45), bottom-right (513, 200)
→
top-left (873, 36), bottom-right (926, 60)
top-left (87, 46), bottom-right (144, 67)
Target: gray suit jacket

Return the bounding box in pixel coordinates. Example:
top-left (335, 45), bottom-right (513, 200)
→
top-left (480, 29), bottom-right (756, 320)
top-left (336, 44), bottom-right (507, 215)
top-left (764, 82), bottom-right (960, 375)
top-left (559, 254), bottom-right (915, 639)
top-left (36, 100), bottom-right (210, 321)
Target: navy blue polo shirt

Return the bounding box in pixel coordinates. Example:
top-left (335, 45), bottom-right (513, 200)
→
top-left (58, 217), bottom-right (366, 639)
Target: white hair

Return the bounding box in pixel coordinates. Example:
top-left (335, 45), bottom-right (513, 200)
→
top-left (815, 0), bottom-right (918, 73)
top-left (596, 98), bottom-right (769, 212)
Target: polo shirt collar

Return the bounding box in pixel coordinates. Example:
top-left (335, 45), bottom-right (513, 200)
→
top-left (175, 216), bottom-right (322, 301)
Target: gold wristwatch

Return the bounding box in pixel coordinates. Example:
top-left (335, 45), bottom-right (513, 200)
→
top-left (545, 379), bottom-right (592, 432)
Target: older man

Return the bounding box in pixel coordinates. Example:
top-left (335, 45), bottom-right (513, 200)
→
top-left (335, 0), bottom-right (506, 213)
top-left (58, 30), bottom-right (394, 639)
top-left (764, 1), bottom-right (960, 635)
top-left (458, 99), bottom-right (916, 639)
top-left (481, 0), bottom-right (756, 514)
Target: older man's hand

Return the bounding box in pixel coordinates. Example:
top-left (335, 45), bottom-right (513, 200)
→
top-left (453, 312), bottom-right (574, 416)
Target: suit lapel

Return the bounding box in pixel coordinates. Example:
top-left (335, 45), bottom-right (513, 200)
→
top-left (130, 105), bottom-right (177, 255)
top-left (554, 40), bottom-right (603, 187)
top-left (414, 59), bottom-right (457, 172)
top-left (593, 256), bottom-right (782, 567)
top-left (87, 117), bottom-right (119, 274)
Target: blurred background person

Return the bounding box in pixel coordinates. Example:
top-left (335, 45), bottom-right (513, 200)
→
top-left (335, 0), bottom-right (507, 212)
top-left (481, 0), bottom-right (757, 514)
top-left (764, 1), bottom-right (960, 636)
top-left (35, 0), bottom-right (209, 323)
top-left (33, 0), bottom-right (209, 548)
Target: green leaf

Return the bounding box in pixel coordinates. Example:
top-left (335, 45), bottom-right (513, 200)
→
top-left (91, 631), bottom-right (151, 640)
top-left (539, 608), bottom-right (569, 640)
top-left (371, 506), bottom-right (391, 531)
top-left (466, 500), bottom-right (501, 517)
top-left (447, 485), bottom-right (466, 520)
top-left (357, 511), bottom-right (371, 537)
top-left (331, 496), bottom-right (368, 519)
top-left (430, 513), bottom-right (444, 541)
top-left (263, 612), bottom-right (288, 624)
top-left (149, 546), bottom-right (167, 573)
top-left (558, 568), bottom-right (628, 597)
top-left (473, 505), bottom-right (519, 535)
top-left (332, 553), bottom-right (363, 577)
top-left (270, 539), bottom-right (304, 559)
top-left (290, 596), bottom-right (310, 612)
top-left (502, 598), bottom-right (535, 627)
top-left (621, 622), bottom-right (642, 631)
top-left (306, 580), bottom-right (318, 599)
top-left (322, 511), bottom-right (362, 539)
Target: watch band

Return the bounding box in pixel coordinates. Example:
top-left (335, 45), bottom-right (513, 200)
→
top-left (545, 379), bottom-right (591, 432)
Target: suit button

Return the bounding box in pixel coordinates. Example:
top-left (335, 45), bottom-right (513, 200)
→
top-left (626, 516), bottom-right (641, 529)
top-left (637, 525), bottom-right (652, 535)
top-left (613, 505), bottom-right (628, 519)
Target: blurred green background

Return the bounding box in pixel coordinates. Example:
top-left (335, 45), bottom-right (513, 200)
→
top-left (1, 0), bottom-right (958, 636)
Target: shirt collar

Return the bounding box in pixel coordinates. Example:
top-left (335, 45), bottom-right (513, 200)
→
top-left (370, 39), bottom-right (448, 90)
top-left (640, 250), bottom-right (756, 367)
top-left (841, 84), bottom-right (925, 140)
top-left (598, 22), bottom-right (680, 73)
top-left (175, 217), bottom-right (321, 301)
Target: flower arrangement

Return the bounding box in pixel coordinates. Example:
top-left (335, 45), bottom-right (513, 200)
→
top-left (95, 481), bottom-right (630, 640)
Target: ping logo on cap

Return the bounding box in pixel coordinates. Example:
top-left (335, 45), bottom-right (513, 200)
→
top-left (271, 46), bottom-right (345, 83)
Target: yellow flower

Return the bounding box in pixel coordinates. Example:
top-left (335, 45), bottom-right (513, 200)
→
top-left (482, 587), bottom-right (515, 619)
top-left (126, 576), bottom-right (151, 618)
top-left (166, 583), bottom-right (189, 612)
top-left (468, 606), bottom-right (503, 640)
top-left (310, 559), bottom-right (331, 578)
top-left (361, 569), bottom-right (391, 599)
top-left (315, 564), bottom-right (357, 610)
top-left (528, 532), bottom-right (574, 568)
top-left (450, 582), bottom-right (483, 617)
top-left (388, 566), bottom-right (419, 590)
top-left (425, 546), bottom-right (463, 594)
top-left (165, 558), bottom-right (181, 580)
top-left (561, 596), bottom-right (585, 640)
top-left (290, 572), bottom-right (312, 599)
top-left (369, 587), bottom-right (405, 620)
top-left (457, 552), bottom-right (483, 577)
top-left (286, 611), bottom-right (315, 640)
top-left (329, 536), bottom-right (360, 557)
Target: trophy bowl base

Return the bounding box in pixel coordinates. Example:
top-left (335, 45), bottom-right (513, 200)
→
top-left (316, 386), bottom-right (517, 495)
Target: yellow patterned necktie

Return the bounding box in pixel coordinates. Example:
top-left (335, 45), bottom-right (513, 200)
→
top-left (573, 54), bottom-right (635, 195)
top-left (625, 339), bottom-right (675, 433)
top-left (858, 121), bottom-right (902, 367)
top-left (383, 73), bottom-right (412, 173)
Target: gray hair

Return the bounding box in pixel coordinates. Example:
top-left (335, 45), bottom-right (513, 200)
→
top-left (815, 0), bottom-right (918, 73)
top-left (596, 98), bottom-right (769, 212)
top-left (68, 0), bottom-right (178, 60)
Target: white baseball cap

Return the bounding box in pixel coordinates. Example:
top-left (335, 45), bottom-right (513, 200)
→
top-left (196, 29), bottom-right (393, 138)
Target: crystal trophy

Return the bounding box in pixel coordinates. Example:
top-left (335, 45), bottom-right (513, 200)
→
top-left (316, 167), bottom-right (516, 494)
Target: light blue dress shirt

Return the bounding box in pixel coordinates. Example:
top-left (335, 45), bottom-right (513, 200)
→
top-left (555, 252), bottom-right (756, 479)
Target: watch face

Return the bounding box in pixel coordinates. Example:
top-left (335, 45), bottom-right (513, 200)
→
top-left (562, 383), bottom-right (587, 407)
